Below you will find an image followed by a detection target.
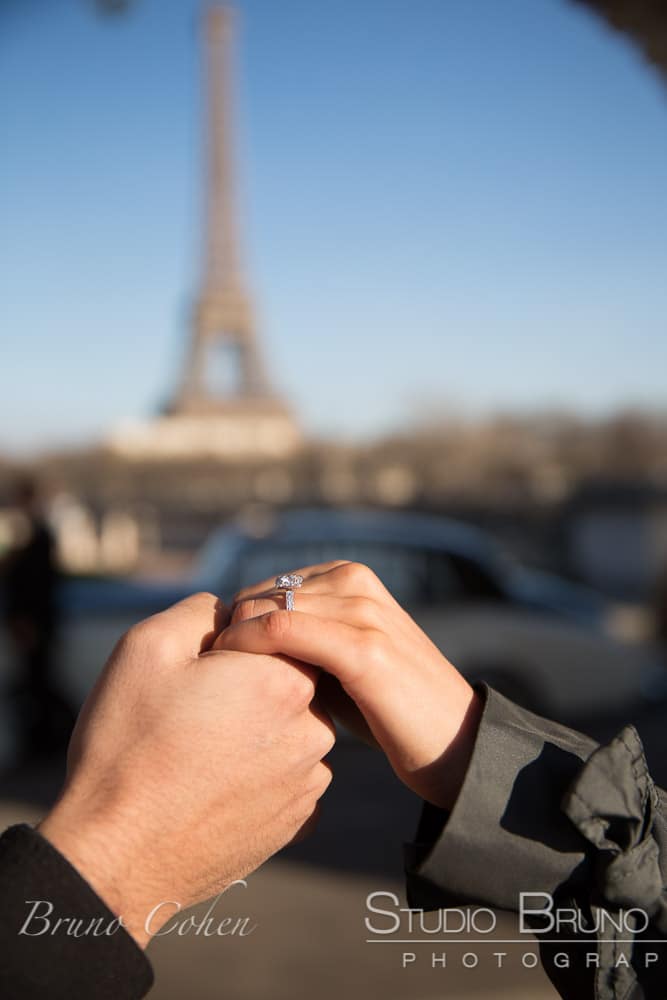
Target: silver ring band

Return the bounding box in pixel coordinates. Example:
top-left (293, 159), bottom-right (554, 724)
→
top-left (275, 573), bottom-right (303, 612)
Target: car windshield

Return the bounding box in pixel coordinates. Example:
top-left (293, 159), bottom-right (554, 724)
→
top-left (228, 540), bottom-right (464, 607)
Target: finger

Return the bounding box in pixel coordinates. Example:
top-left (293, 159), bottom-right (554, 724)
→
top-left (230, 582), bottom-right (417, 645)
top-left (201, 647), bottom-right (320, 695)
top-left (308, 696), bottom-right (337, 757)
top-left (229, 592), bottom-right (381, 630)
top-left (316, 673), bottom-right (379, 749)
top-left (233, 561), bottom-right (392, 608)
top-left (142, 592), bottom-right (231, 658)
top-left (215, 610), bottom-right (379, 689)
top-left (313, 759), bottom-right (334, 796)
top-left (233, 561), bottom-right (353, 603)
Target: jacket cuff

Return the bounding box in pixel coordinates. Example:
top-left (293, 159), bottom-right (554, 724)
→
top-left (562, 725), bottom-right (667, 929)
top-left (0, 823), bottom-right (154, 999)
top-left (405, 685), bottom-right (598, 911)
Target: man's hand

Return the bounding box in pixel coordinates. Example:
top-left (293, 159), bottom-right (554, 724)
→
top-left (215, 563), bottom-right (482, 812)
top-left (39, 593), bottom-right (334, 948)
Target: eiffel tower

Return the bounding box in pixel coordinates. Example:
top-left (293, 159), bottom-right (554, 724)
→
top-left (171, 5), bottom-right (278, 414)
top-left (112, 5), bottom-right (300, 459)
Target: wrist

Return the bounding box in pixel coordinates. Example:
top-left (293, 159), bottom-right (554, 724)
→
top-left (407, 684), bottom-right (484, 810)
top-left (435, 686), bottom-right (484, 809)
top-left (38, 799), bottom-right (159, 949)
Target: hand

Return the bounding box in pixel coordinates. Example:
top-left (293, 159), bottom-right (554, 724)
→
top-left (216, 563), bottom-right (483, 810)
top-left (39, 593), bottom-right (334, 948)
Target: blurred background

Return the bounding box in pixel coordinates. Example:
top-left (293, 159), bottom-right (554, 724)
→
top-left (1, 0), bottom-right (667, 997)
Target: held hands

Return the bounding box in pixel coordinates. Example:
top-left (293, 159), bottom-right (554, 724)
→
top-left (38, 564), bottom-right (481, 951)
top-left (217, 561), bottom-right (483, 811)
top-left (39, 593), bottom-right (334, 948)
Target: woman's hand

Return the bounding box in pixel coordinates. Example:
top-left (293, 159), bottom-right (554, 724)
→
top-left (216, 562), bottom-right (483, 810)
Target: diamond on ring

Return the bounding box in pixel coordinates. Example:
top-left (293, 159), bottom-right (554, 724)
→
top-left (275, 573), bottom-right (304, 590)
top-left (275, 573), bottom-right (303, 612)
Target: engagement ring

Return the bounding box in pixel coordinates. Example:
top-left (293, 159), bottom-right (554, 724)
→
top-left (275, 573), bottom-right (304, 612)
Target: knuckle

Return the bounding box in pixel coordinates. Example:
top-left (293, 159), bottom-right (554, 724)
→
top-left (359, 627), bottom-right (389, 672)
top-left (298, 669), bottom-right (317, 702)
top-left (190, 590), bottom-right (217, 605)
top-left (352, 595), bottom-right (381, 626)
top-left (303, 712), bottom-right (336, 758)
top-left (313, 761), bottom-right (333, 796)
top-left (121, 618), bottom-right (176, 665)
top-left (263, 609), bottom-right (292, 643)
top-left (287, 667), bottom-right (316, 705)
top-left (318, 722), bottom-right (336, 757)
top-left (232, 598), bottom-right (259, 624)
top-left (124, 616), bottom-right (158, 648)
top-left (270, 662), bottom-right (314, 708)
top-left (336, 561), bottom-right (377, 591)
top-left (152, 631), bottom-right (182, 664)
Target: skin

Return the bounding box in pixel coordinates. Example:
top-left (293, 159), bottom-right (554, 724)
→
top-left (39, 592), bottom-right (335, 949)
top-left (216, 560), bottom-right (484, 811)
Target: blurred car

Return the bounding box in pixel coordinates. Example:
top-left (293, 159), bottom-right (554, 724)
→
top-left (187, 507), bottom-right (659, 721)
top-left (1, 507), bottom-right (659, 723)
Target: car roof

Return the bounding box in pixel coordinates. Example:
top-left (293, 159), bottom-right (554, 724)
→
top-left (238, 507), bottom-right (505, 567)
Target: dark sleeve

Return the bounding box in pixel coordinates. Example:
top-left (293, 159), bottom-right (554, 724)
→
top-left (0, 824), bottom-right (154, 1000)
top-left (405, 686), bottom-right (667, 1000)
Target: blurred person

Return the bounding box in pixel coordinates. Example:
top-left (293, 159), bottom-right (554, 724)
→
top-left (0, 476), bottom-right (75, 762)
top-left (0, 592), bottom-right (334, 998)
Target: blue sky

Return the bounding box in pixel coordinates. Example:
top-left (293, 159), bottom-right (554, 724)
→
top-left (1, 0), bottom-right (666, 454)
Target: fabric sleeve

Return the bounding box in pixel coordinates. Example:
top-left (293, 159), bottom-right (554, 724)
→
top-left (405, 685), bottom-right (667, 1000)
top-left (0, 823), bottom-right (154, 1000)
